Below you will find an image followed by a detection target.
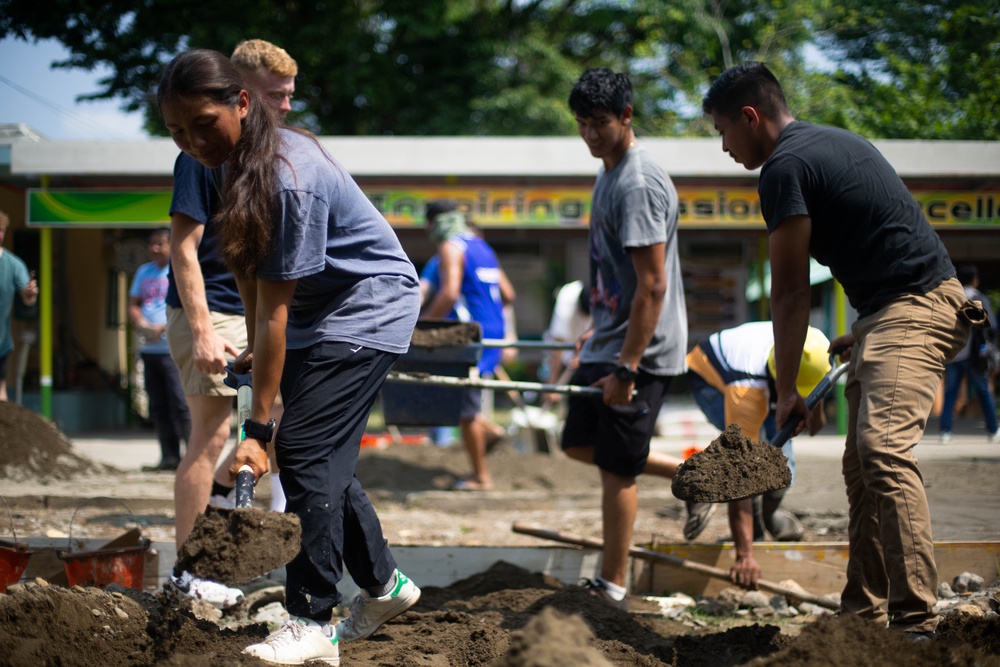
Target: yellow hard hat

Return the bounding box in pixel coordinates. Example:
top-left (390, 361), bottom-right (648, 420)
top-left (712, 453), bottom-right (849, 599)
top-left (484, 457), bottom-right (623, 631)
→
top-left (767, 327), bottom-right (833, 396)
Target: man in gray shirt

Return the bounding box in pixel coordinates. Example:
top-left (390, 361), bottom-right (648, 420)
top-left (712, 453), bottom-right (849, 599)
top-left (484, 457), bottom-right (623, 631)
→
top-left (562, 68), bottom-right (689, 609)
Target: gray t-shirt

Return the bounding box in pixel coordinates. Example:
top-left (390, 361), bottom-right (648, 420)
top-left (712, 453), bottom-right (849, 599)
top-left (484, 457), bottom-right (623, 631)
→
top-left (255, 129), bottom-right (420, 353)
top-left (580, 146), bottom-right (688, 376)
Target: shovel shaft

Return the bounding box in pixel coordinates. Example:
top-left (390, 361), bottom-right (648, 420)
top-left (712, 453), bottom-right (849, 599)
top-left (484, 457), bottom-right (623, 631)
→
top-left (235, 466), bottom-right (254, 509)
top-left (511, 522), bottom-right (838, 610)
top-left (385, 370), bottom-right (625, 396)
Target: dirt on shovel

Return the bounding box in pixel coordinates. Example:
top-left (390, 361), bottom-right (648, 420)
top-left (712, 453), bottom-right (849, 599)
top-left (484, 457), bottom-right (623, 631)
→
top-left (672, 423), bottom-right (792, 503)
top-left (174, 508), bottom-right (301, 586)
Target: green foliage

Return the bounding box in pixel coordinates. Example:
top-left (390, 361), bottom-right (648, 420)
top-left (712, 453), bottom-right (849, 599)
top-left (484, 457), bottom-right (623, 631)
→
top-left (821, 0), bottom-right (1000, 139)
top-left (0, 0), bottom-right (993, 139)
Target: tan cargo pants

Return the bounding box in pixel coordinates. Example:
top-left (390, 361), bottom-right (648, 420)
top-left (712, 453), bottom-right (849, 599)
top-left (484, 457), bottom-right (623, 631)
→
top-left (841, 277), bottom-right (969, 633)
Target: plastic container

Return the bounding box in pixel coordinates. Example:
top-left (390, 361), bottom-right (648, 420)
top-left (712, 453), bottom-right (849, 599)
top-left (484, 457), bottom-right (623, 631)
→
top-left (0, 496), bottom-right (32, 592)
top-left (56, 498), bottom-right (150, 589)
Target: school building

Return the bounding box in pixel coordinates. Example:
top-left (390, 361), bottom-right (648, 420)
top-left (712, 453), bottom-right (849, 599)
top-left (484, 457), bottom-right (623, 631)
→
top-left (2, 124), bottom-right (998, 429)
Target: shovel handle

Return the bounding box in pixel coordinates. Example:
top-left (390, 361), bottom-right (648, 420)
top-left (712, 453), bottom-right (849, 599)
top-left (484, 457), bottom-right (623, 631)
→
top-left (235, 465), bottom-right (255, 509)
top-left (511, 522), bottom-right (838, 609)
top-left (771, 348), bottom-right (850, 448)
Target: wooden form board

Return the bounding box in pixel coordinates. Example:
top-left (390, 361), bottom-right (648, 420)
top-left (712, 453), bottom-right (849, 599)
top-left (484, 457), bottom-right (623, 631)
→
top-left (633, 541), bottom-right (1000, 599)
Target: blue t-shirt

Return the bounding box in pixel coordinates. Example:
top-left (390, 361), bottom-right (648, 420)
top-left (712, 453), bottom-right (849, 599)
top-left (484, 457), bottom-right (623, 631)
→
top-left (255, 130), bottom-right (420, 353)
top-left (425, 233), bottom-right (505, 374)
top-left (0, 250), bottom-right (30, 358)
top-left (129, 261), bottom-right (170, 354)
top-left (166, 153), bottom-right (244, 315)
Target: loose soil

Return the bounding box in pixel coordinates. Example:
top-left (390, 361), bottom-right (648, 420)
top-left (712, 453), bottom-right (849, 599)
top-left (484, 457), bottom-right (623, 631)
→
top-left (1, 561), bottom-right (997, 667)
top-left (672, 424), bottom-right (792, 503)
top-left (3, 409), bottom-right (1000, 665)
top-left (410, 320), bottom-right (482, 347)
top-left (0, 402), bottom-right (111, 482)
top-left (175, 509), bottom-right (302, 586)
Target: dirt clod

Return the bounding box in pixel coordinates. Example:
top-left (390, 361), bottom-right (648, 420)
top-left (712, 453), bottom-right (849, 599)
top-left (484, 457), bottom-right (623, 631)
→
top-left (175, 509), bottom-right (301, 586)
top-left (672, 424), bottom-right (792, 503)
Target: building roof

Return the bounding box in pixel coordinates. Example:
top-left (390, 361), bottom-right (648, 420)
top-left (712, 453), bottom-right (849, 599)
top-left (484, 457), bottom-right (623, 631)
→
top-left (7, 132), bottom-right (1000, 179)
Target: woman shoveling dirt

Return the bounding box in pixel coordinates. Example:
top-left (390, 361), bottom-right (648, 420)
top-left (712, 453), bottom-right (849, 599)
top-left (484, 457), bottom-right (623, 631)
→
top-left (672, 424), bottom-right (792, 503)
top-left (158, 49), bottom-right (423, 665)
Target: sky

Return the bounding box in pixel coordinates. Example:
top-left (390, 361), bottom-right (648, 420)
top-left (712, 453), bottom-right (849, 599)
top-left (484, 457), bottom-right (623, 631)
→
top-left (0, 36), bottom-right (148, 140)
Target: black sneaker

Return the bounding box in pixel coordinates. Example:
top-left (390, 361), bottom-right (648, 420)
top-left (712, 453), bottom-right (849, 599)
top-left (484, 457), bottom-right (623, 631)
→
top-left (683, 502), bottom-right (718, 541)
top-left (142, 460), bottom-right (179, 472)
top-left (903, 630), bottom-right (937, 643)
top-left (581, 579), bottom-right (628, 611)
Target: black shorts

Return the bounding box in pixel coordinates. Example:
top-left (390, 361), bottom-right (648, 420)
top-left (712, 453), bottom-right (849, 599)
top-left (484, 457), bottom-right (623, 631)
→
top-left (561, 363), bottom-right (670, 477)
top-left (0, 353), bottom-right (7, 380)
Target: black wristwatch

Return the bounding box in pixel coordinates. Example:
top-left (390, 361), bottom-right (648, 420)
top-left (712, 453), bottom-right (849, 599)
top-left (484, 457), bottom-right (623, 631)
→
top-left (243, 418), bottom-right (276, 446)
top-left (614, 364), bottom-right (639, 383)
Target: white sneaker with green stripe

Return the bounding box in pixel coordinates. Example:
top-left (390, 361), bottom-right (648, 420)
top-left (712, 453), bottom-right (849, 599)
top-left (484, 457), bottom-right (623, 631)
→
top-left (335, 569), bottom-right (421, 642)
top-left (242, 617), bottom-right (339, 665)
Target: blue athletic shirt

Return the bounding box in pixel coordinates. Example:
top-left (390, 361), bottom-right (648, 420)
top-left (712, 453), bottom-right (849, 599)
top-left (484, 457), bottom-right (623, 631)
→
top-left (432, 233), bottom-right (506, 374)
top-left (166, 153), bottom-right (244, 315)
top-left (255, 129), bottom-right (420, 353)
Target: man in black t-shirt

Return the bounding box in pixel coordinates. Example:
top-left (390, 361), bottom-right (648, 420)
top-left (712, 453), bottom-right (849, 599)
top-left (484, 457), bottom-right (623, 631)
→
top-left (702, 62), bottom-right (972, 640)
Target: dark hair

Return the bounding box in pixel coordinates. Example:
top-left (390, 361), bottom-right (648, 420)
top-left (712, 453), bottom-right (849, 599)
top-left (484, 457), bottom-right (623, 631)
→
top-left (425, 199), bottom-right (458, 223)
top-left (702, 62), bottom-right (788, 121)
top-left (568, 68), bottom-right (633, 118)
top-left (956, 264), bottom-right (979, 286)
top-left (157, 49), bottom-right (280, 279)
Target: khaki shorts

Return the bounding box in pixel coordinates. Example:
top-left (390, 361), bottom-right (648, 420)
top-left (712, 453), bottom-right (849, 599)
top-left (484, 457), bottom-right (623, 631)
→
top-left (166, 306), bottom-right (248, 396)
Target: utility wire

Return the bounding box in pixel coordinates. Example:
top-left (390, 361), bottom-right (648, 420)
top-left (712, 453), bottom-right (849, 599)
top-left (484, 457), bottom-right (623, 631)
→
top-left (0, 72), bottom-right (142, 140)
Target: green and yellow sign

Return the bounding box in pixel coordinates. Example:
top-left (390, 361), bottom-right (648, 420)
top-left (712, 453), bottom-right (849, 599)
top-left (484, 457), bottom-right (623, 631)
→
top-left (26, 188), bottom-right (1000, 228)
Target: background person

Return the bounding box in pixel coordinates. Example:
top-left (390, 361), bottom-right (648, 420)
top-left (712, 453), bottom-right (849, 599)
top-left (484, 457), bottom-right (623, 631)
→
top-left (159, 48), bottom-right (422, 665)
top-left (685, 322), bottom-right (830, 588)
top-left (0, 210), bottom-right (37, 402)
top-left (421, 199), bottom-right (514, 491)
top-left (561, 68), bottom-right (689, 610)
top-left (939, 264), bottom-right (999, 443)
top-left (128, 228), bottom-right (190, 472)
top-left (165, 39), bottom-right (299, 609)
top-left (702, 61), bottom-right (970, 639)
top-left (543, 279), bottom-right (592, 405)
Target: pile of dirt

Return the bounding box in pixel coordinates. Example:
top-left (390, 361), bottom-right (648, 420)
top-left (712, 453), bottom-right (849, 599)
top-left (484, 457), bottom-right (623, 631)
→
top-left (672, 424), bottom-right (792, 503)
top-left (410, 320), bottom-right (481, 347)
top-left (0, 402), bottom-right (112, 482)
top-left (175, 508), bottom-right (302, 586)
top-left (2, 561), bottom-right (997, 666)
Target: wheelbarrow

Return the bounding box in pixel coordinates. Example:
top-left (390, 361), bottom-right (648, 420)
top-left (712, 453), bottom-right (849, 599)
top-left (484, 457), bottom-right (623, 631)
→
top-left (381, 319), bottom-right (585, 427)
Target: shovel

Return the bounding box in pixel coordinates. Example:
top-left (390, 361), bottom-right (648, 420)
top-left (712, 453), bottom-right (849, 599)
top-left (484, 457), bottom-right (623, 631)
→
top-left (174, 366), bottom-right (302, 587)
top-left (673, 352), bottom-right (849, 504)
top-left (512, 523), bottom-right (838, 609)
top-left (228, 366), bottom-right (256, 510)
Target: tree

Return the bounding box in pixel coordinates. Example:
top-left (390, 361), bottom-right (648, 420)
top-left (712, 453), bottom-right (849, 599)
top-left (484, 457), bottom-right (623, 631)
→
top-left (9, 0), bottom-right (988, 139)
top-left (820, 0), bottom-right (1000, 139)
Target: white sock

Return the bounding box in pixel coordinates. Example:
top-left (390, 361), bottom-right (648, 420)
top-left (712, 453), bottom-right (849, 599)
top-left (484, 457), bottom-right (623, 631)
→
top-left (597, 577), bottom-right (626, 601)
top-left (292, 616), bottom-right (334, 636)
top-left (269, 474), bottom-right (286, 513)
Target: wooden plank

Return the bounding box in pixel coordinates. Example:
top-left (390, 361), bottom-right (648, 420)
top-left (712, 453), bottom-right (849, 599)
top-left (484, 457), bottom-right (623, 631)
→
top-left (634, 541), bottom-right (1000, 599)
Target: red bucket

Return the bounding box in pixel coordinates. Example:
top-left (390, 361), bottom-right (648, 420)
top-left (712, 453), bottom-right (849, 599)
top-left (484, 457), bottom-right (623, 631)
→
top-left (59, 544), bottom-right (148, 588)
top-left (0, 542), bottom-right (32, 592)
top-left (57, 497), bottom-right (150, 589)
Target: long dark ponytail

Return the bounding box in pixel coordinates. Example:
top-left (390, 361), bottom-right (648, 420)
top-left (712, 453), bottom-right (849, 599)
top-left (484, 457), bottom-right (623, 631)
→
top-left (157, 49), bottom-right (280, 279)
